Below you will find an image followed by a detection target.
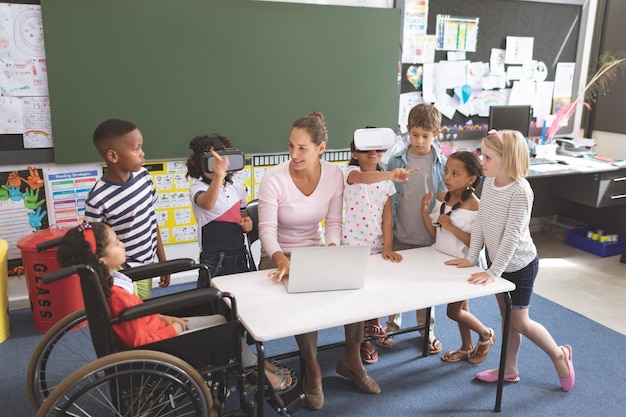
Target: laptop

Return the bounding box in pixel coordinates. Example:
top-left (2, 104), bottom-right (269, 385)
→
top-left (283, 245), bottom-right (371, 293)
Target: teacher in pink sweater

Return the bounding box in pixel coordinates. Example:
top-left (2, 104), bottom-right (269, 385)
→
top-left (257, 111), bottom-right (380, 410)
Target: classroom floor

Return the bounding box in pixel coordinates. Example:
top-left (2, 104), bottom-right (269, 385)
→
top-left (532, 232), bottom-right (626, 336)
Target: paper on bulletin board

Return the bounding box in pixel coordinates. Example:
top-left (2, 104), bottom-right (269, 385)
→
top-left (398, 91), bottom-right (424, 133)
top-left (0, 96), bottom-right (23, 133)
top-left (0, 3), bottom-right (46, 61)
top-left (231, 161), bottom-right (254, 202)
top-left (509, 80), bottom-right (535, 106)
top-left (0, 58), bottom-right (49, 96)
top-left (22, 96), bottom-right (53, 148)
top-left (421, 63), bottom-right (437, 103)
top-left (532, 81), bottom-right (555, 120)
top-left (148, 161), bottom-right (197, 245)
top-left (0, 166), bottom-right (50, 262)
top-left (504, 36), bottom-right (534, 65)
top-left (435, 15), bottom-right (479, 52)
top-left (553, 62), bottom-right (575, 100)
top-left (43, 164), bottom-right (101, 229)
top-left (402, 34), bottom-right (435, 64)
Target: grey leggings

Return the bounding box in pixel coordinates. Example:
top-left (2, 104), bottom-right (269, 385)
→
top-left (259, 255), bottom-right (364, 361)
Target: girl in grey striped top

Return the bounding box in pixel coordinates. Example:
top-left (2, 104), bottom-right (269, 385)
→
top-left (445, 130), bottom-right (575, 392)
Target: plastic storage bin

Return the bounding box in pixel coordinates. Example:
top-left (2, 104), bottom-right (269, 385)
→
top-left (0, 239), bottom-right (9, 343)
top-left (565, 228), bottom-right (626, 258)
top-left (16, 226), bottom-right (84, 332)
top-left (540, 215), bottom-right (587, 240)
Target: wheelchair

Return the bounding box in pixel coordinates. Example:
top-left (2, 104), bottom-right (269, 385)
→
top-left (31, 256), bottom-right (300, 417)
top-left (26, 258), bottom-right (206, 410)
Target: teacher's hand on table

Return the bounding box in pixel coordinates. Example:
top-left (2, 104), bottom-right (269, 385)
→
top-left (268, 251), bottom-right (290, 282)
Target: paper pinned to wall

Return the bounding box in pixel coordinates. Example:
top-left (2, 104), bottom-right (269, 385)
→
top-left (553, 62), bottom-right (575, 99)
top-left (22, 97), bottom-right (53, 148)
top-left (0, 96), bottom-right (23, 133)
top-left (504, 36), bottom-right (534, 65)
top-left (435, 15), bottom-right (479, 52)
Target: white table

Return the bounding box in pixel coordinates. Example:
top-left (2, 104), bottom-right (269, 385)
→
top-left (213, 247), bottom-right (515, 415)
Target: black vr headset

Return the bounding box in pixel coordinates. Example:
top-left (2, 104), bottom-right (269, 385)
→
top-left (203, 136), bottom-right (245, 173)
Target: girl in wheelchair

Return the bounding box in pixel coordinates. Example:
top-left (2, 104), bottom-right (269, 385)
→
top-left (56, 221), bottom-right (295, 393)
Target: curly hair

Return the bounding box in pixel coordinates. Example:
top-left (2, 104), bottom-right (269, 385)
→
top-left (185, 133), bottom-right (234, 180)
top-left (57, 222), bottom-right (114, 298)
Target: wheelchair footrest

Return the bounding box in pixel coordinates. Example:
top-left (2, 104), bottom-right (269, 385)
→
top-left (267, 382), bottom-right (305, 415)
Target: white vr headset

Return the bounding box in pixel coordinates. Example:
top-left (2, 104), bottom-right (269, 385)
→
top-left (353, 127), bottom-right (395, 151)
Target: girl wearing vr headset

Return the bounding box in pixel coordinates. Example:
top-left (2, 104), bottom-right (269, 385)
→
top-left (342, 131), bottom-right (417, 365)
top-left (186, 134), bottom-right (254, 286)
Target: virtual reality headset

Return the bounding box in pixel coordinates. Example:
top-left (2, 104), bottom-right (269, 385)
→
top-left (202, 136), bottom-right (245, 173)
top-left (353, 127), bottom-right (395, 152)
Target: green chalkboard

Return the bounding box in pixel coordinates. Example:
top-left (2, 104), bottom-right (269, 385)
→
top-left (40, 0), bottom-right (401, 164)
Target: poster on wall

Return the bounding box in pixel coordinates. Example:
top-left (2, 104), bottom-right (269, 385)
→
top-left (147, 161), bottom-right (197, 245)
top-left (0, 166), bottom-right (49, 269)
top-left (43, 164), bottom-right (102, 229)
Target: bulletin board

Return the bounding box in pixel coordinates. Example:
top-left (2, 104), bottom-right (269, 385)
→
top-left (400, 0), bottom-right (592, 140)
top-left (0, 0), bottom-right (53, 166)
top-left (40, 0), bottom-right (401, 164)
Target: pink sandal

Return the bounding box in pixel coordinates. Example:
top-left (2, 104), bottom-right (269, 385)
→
top-left (559, 344), bottom-right (575, 392)
top-left (360, 344), bottom-right (379, 365)
top-left (364, 323), bottom-right (387, 339)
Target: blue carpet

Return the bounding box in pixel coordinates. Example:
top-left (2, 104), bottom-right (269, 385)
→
top-left (257, 293), bottom-right (625, 417)
top-left (2, 284), bottom-right (624, 417)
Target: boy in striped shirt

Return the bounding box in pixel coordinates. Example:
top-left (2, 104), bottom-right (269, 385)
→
top-left (83, 118), bottom-right (168, 299)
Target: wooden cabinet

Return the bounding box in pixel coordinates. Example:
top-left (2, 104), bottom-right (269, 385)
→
top-left (555, 168), bottom-right (626, 208)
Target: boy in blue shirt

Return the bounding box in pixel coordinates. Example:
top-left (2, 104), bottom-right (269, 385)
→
top-left (379, 104), bottom-right (447, 353)
top-left (83, 119), bottom-right (168, 299)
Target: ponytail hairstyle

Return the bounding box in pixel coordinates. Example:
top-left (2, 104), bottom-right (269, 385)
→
top-left (440, 151), bottom-right (483, 217)
top-left (57, 222), bottom-right (114, 298)
top-left (291, 110), bottom-right (329, 149)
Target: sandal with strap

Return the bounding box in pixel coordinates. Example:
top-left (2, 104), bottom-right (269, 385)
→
top-left (364, 323), bottom-right (387, 339)
top-left (441, 347), bottom-right (472, 363)
top-left (428, 337), bottom-right (442, 354)
top-left (360, 344), bottom-right (379, 365)
top-left (469, 328), bottom-right (496, 364)
top-left (376, 335), bottom-right (393, 349)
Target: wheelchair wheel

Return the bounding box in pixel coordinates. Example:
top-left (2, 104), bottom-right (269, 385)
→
top-left (35, 350), bottom-right (213, 417)
top-left (26, 309), bottom-right (95, 410)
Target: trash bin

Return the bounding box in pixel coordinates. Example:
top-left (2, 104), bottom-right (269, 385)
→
top-left (0, 239), bottom-right (9, 343)
top-left (16, 226), bottom-right (84, 333)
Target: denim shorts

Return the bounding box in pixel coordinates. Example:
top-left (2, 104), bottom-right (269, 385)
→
top-left (500, 256), bottom-right (539, 309)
